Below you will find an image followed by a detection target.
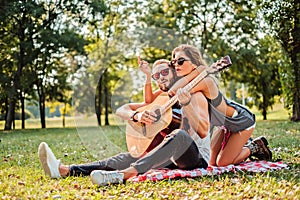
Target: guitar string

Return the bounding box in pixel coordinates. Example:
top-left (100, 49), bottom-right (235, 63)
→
top-left (159, 59), bottom-right (229, 114)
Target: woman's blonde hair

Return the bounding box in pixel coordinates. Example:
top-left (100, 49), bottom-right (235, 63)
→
top-left (172, 44), bottom-right (207, 67)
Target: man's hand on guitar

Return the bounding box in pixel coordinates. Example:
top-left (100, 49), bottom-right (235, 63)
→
top-left (135, 110), bottom-right (157, 125)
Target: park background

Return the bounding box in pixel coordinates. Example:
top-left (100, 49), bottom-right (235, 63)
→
top-left (0, 0), bottom-right (299, 130)
top-left (0, 0), bottom-right (299, 199)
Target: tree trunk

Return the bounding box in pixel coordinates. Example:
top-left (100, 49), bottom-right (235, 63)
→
top-left (291, 59), bottom-right (300, 121)
top-left (37, 83), bottom-right (46, 128)
top-left (4, 99), bottom-right (15, 130)
top-left (95, 75), bottom-right (102, 126)
top-left (262, 93), bottom-right (267, 120)
top-left (62, 102), bottom-right (66, 128)
top-left (104, 84), bottom-right (109, 126)
top-left (39, 97), bottom-right (46, 128)
top-left (21, 92), bottom-right (25, 129)
top-left (229, 81), bottom-right (237, 101)
top-left (291, 3), bottom-right (300, 122)
top-left (262, 109), bottom-right (267, 120)
top-left (13, 114), bottom-right (15, 130)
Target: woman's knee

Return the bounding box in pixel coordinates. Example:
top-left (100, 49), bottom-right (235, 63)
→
top-left (216, 160), bottom-right (230, 167)
top-left (215, 154), bottom-right (234, 167)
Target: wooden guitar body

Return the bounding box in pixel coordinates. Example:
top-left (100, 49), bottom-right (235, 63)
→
top-left (126, 92), bottom-right (173, 157)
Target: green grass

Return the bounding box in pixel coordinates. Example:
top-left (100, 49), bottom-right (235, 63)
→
top-left (0, 120), bottom-right (299, 199)
top-left (0, 102), bottom-right (291, 130)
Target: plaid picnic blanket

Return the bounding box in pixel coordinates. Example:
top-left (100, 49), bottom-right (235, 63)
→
top-left (128, 161), bottom-right (288, 182)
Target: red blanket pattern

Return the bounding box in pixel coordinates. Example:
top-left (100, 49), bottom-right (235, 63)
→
top-left (128, 161), bottom-right (288, 182)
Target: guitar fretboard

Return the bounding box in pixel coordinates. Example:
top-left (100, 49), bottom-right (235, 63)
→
top-left (161, 70), bottom-right (209, 113)
top-left (159, 55), bottom-right (231, 115)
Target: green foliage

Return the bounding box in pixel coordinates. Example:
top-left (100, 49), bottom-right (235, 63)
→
top-left (245, 36), bottom-right (282, 119)
top-left (0, 0), bottom-right (299, 126)
top-left (0, 0), bottom-right (105, 129)
top-left (0, 120), bottom-right (299, 199)
top-left (261, 0), bottom-right (300, 120)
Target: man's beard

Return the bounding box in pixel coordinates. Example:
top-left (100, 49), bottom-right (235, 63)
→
top-left (159, 78), bottom-right (176, 92)
top-left (159, 84), bottom-right (169, 92)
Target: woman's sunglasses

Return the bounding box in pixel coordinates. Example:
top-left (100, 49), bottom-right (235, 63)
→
top-left (151, 68), bottom-right (170, 80)
top-left (170, 57), bottom-right (190, 67)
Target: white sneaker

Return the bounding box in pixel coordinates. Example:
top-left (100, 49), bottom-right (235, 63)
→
top-left (90, 170), bottom-right (124, 186)
top-left (38, 142), bottom-right (61, 178)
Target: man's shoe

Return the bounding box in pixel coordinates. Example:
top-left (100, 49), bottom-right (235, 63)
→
top-left (246, 136), bottom-right (272, 161)
top-left (90, 170), bottom-right (124, 186)
top-left (38, 142), bottom-right (61, 178)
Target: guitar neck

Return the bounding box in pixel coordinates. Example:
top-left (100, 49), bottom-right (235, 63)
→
top-left (162, 70), bottom-right (209, 112)
top-left (183, 70), bottom-right (208, 92)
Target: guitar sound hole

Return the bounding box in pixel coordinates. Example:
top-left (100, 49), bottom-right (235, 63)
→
top-left (154, 109), bottom-right (161, 122)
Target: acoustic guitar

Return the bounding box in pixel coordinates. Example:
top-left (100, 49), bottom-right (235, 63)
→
top-left (126, 55), bottom-right (232, 157)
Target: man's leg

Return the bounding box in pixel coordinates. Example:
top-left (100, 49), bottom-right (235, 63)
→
top-left (90, 130), bottom-right (207, 185)
top-left (130, 129), bottom-right (205, 174)
top-left (68, 152), bottom-right (138, 176)
top-left (38, 141), bottom-right (138, 178)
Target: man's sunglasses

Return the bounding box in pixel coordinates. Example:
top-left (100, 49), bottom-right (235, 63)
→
top-left (170, 57), bottom-right (190, 67)
top-left (151, 68), bottom-right (170, 80)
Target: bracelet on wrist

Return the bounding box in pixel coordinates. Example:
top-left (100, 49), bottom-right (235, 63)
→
top-left (181, 99), bottom-right (191, 106)
top-left (130, 111), bottom-right (139, 122)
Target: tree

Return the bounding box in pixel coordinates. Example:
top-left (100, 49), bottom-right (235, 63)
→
top-left (85, 0), bottom-right (137, 126)
top-left (0, 0), bottom-right (96, 129)
top-left (247, 36), bottom-right (282, 120)
top-left (137, 0), bottom-right (283, 119)
top-left (262, 0), bottom-right (300, 121)
top-left (0, 0), bottom-right (41, 130)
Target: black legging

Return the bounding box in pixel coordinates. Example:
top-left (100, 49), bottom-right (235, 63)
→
top-left (132, 129), bottom-right (207, 174)
top-left (69, 129), bottom-right (207, 176)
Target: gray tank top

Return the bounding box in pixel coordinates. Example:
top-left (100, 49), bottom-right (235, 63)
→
top-left (207, 92), bottom-right (256, 133)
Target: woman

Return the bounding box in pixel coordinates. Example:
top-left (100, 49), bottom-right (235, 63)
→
top-left (168, 44), bottom-right (272, 166)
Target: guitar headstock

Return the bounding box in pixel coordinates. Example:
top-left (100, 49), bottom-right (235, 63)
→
top-left (207, 55), bottom-right (232, 74)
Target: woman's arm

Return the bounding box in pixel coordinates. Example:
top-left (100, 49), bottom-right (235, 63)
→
top-left (168, 65), bottom-right (205, 96)
top-left (177, 88), bottom-right (209, 138)
top-left (169, 65), bottom-right (219, 99)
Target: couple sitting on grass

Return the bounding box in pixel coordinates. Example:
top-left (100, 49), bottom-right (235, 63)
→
top-left (38, 44), bottom-right (272, 186)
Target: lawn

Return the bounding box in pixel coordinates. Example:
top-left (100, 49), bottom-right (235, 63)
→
top-left (0, 107), bottom-right (300, 199)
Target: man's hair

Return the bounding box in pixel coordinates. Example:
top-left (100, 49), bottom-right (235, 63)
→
top-left (172, 44), bottom-right (207, 67)
top-left (153, 59), bottom-right (171, 69)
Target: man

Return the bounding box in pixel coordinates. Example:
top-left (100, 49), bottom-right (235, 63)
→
top-left (38, 59), bottom-right (211, 186)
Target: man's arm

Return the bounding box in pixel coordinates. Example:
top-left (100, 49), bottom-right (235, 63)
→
top-left (116, 103), bottom-right (146, 120)
top-left (116, 102), bottom-right (157, 125)
top-left (140, 60), bottom-right (155, 103)
top-left (139, 60), bottom-right (163, 103)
